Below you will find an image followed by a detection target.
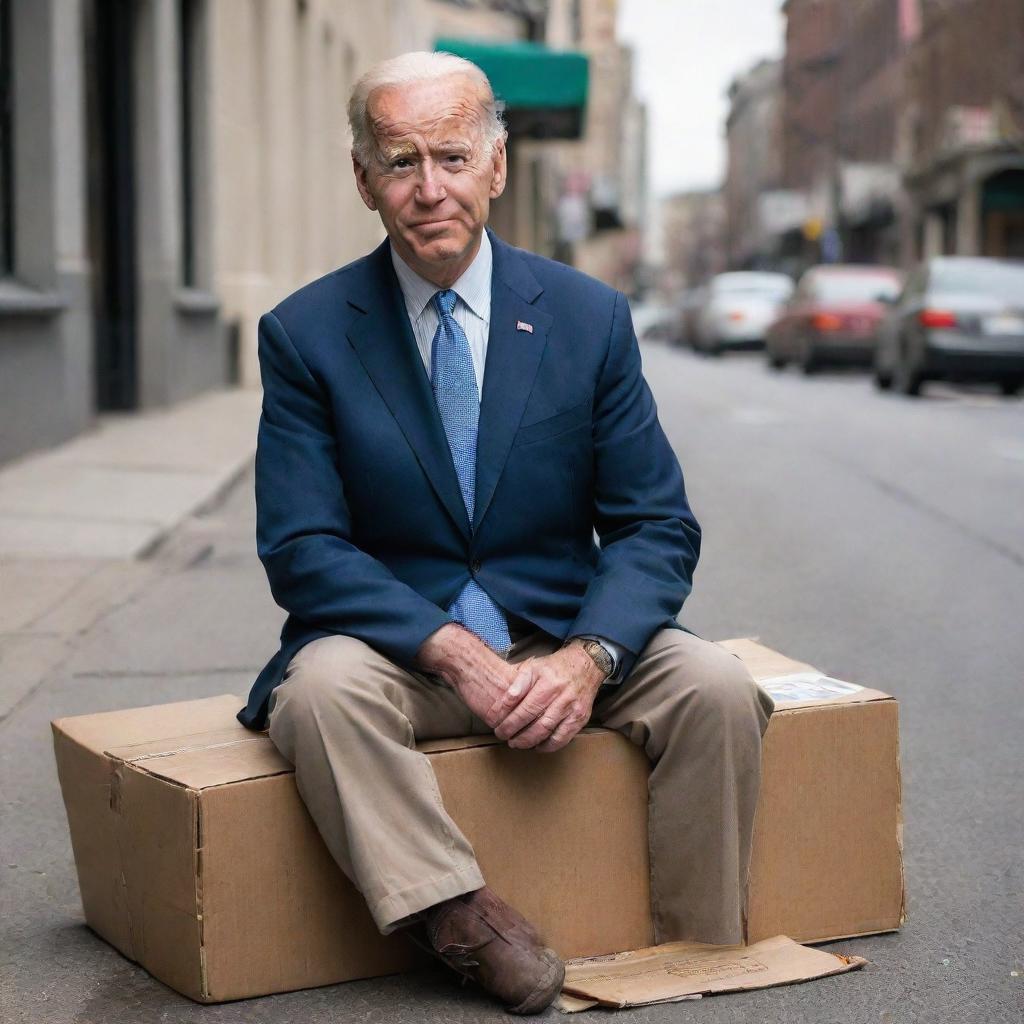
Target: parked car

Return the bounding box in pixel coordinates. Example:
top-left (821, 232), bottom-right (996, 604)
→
top-left (874, 257), bottom-right (1024, 396)
top-left (693, 272), bottom-right (793, 355)
top-left (765, 264), bottom-right (903, 373)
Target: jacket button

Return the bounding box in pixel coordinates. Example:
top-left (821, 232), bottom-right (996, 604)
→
top-left (470, 559), bottom-right (482, 574)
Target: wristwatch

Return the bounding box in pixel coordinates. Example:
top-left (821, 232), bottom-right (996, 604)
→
top-left (573, 637), bottom-right (615, 680)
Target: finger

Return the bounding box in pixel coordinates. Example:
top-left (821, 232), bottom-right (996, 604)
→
top-left (493, 679), bottom-right (556, 740)
top-left (487, 663), bottom-right (537, 725)
top-left (507, 701), bottom-right (573, 750)
top-left (493, 689), bottom-right (550, 740)
top-left (536, 714), bottom-right (584, 753)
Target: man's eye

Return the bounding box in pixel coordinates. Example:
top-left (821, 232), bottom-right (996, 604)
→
top-left (391, 158), bottom-right (413, 169)
top-left (444, 155), bottom-right (466, 165)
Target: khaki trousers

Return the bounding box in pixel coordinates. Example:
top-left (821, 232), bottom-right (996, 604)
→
top-left (266, 628), bottom-right (774, 945)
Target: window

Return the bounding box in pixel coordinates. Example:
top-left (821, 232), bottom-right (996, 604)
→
top-left (0, 0), bottom-right (13, 276)
top-left (932, 258), bottom-right (1024, 301)
top-left (815, 271), bottom-right (902, 303)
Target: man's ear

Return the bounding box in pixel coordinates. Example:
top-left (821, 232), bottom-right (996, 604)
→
top-left (353, 154), bottom-right (378, 211)
top-left (489, 137), bottom-right (507, 200)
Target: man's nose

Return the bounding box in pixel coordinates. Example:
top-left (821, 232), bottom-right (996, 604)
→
top-left (415, 162), bottom-right (446, 205)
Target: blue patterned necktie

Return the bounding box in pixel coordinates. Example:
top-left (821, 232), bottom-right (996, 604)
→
top-left (430, 289), bottom-right (511, 654)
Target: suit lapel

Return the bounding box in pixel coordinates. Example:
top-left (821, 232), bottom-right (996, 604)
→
top-left (345, 241), bottom-right (471, 539)
top-left (474, 234), bottom-right (552, 531)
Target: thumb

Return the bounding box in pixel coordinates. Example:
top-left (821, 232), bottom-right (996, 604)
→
top-left (489, 662), bottom-right (536, 719)
top-left (507, 661), bottom-right (536, 701)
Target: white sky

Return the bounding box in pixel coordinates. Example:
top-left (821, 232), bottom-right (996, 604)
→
top-left (617, 0), bottom-right (785, 197)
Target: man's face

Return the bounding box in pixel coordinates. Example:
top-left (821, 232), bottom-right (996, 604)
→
top-left (353, 74), bottom-right (506, 286)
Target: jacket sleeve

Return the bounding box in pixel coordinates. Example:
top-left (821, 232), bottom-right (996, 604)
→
top-left (565, 292), bottom-right (701, 662)
top-left (255, 311), bottom-right (451, 665)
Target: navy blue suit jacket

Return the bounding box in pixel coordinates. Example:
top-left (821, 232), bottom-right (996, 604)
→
top-left (238, 230), bottom-right (700, 730)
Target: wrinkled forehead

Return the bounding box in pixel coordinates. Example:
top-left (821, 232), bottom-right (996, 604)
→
top-left (367, 74), bottom-right (488, 147)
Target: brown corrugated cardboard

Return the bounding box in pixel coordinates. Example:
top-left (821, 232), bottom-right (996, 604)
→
top-left (720, 639), bottom-right (905, 943)
top-left (557, 934), bottom-right (867, 1011)
top-left (51, 639), bottom-right (903, 1003)
top-left (52, 704), bottom-right (650, 1002)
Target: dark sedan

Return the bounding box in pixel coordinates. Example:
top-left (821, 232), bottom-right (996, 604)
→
top-left (766, 265), bottom-right (903, 373)
top-left (874, 257), bottom-right (1024, 396)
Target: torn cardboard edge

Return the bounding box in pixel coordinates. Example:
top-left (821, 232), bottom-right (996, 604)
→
top-left (555, 934), bottom-right (867, 1012)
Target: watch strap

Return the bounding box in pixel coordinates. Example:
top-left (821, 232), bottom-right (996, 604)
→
top-left (566, 636), bottom-right (615, 679)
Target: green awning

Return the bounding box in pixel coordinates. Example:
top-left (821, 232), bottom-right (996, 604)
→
top-left (433, 37), bottom-right (588, 112)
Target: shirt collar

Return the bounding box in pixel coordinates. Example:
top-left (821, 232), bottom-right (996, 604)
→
top-left (390, 230), bottom-right (492, 325)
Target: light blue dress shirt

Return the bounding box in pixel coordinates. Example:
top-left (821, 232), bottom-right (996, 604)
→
top-left (390, 234), bottom-right (625, 683)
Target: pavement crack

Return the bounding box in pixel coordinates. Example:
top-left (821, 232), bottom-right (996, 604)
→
top-left (822, 453), bottom-right (1024, 570)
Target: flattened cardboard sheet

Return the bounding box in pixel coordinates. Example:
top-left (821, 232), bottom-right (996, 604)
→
top-left (557, 934), bottom-right (866, 1011)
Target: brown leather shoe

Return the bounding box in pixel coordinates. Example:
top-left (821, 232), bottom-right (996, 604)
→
top-left (411, 886), bottom-right (564, 1014)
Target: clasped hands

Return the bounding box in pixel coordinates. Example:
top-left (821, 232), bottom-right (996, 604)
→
top-left (417, 623), bottom-right (607, 753)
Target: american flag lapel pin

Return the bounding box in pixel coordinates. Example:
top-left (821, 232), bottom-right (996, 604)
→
top-left (516, 320), bottom-right (534, 334)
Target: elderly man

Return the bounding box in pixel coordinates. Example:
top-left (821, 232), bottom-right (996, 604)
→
top-left (239, 51), bottom-right (772, 1015)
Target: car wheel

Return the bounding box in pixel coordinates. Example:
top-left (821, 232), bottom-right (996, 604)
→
top-left (999, 377), bottom-right (1022, 397)
top-left (705, 340), bottom-right (722, 357)
top-left (894, 351), bottom-right (923, 396)
top-left (800, 341), bottom-right (818, 375)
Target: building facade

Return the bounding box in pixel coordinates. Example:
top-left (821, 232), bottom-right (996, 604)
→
top-left (773, 0), bottom-right (1022, 269)
top-left (724, 59), bottom-right (784, 269)
top-left (541, 0), bottom-right (647, 293)
top-left (776, 0), bottom-right (912, 269)
top-left (0, 0), bottom-right (551, 465)
top-left (0, 0), bottom-right (227, 465)
top-left (903, 0), bottom-right (1024, 260)
top-left (780, 0), bottom-right (847, 194)
top-left (660, 190), bottom-right (726, 292)
top-left (835, 0), bottom-right (906, 265)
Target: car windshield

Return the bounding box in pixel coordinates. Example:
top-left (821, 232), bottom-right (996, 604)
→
top-left (713, 275), bottom-right (791, 297)
top-left (931, 260), bottom-right (1024, 301)
top-left (814, 272), bottom-right (901, 302)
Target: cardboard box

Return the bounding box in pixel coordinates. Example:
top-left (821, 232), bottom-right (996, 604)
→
top-left (51, 640), bottom-right (903, 1003)
top-left (721, 639), bottom-right (905, 944)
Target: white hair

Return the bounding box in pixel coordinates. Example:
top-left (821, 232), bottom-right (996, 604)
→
top-left (348, 51), bottom-right (506, 167)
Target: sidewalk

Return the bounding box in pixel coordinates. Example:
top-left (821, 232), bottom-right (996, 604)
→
top-left (0, 386), bottom-right (261, 724)
top-left (0, 387), bottom-right (261, 560)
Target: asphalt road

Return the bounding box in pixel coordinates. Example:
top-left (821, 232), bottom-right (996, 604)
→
top-left (2, 342), bottom-right (1022, 1023)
